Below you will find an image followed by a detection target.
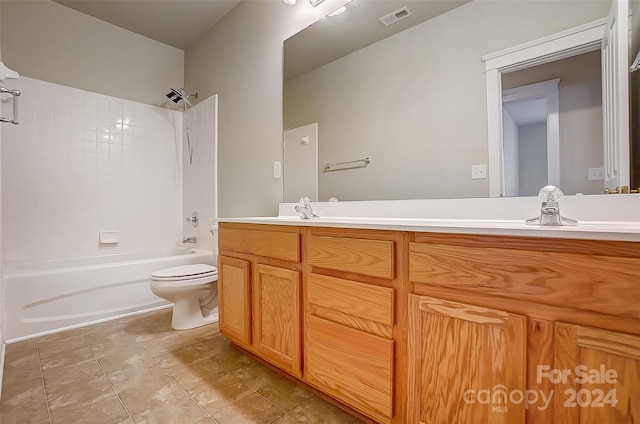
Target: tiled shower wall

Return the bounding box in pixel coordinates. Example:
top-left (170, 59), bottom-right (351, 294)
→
top-left (1, 77), bottom-right (183, 262)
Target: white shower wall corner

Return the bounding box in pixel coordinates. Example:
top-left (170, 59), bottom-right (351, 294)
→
top-left (0, 99), bottom-right (4, 388)
top-left (182, 94), bottom-right (218, 253)
top-left (0, 76), bottom-right (185, 262)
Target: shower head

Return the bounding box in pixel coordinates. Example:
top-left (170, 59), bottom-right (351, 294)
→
top-left (166, 87), bottom-right (182, 100)
top-left (166, 87), bottom-right (197, 107)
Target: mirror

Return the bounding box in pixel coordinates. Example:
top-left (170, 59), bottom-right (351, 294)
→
top-left (283, 0), bottom-right (629, 201)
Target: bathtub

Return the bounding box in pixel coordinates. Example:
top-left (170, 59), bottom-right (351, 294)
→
top-left (3, 248), bottom-right (216, 341)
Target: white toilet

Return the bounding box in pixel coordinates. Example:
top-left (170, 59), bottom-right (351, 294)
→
top-left (149, 263), bottom-right (219, 330)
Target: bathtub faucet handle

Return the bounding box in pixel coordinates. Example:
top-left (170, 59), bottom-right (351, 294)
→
top-left (186, 211), bottom-right (199, 228)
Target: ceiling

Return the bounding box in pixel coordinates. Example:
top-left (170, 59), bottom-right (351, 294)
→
top-left (53, 0), bottom-right (241, 50)
top-left (284, 0), bottom-right (470, 81)
top-left (503, 98), bottom-right (548, 127)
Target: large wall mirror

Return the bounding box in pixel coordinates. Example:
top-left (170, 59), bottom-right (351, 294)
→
top-left (283, 0), bottom-right (635, 202)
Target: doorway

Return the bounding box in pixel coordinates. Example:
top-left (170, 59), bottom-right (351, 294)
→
top-left (283, 122), bottom-right (318, 202)
top-left (483, 1), bottom-right (630, 196)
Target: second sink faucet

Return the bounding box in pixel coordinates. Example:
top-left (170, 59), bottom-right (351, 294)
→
top-left (295, 197), bottom-right (319, 220)
top-left (525, 185), bottom-right (577, 226)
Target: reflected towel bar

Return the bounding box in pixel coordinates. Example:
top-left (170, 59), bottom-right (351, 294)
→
top-left (323, 157), bottom-right (370, 172)
top-left (0, 85), bottom-right (20, 125)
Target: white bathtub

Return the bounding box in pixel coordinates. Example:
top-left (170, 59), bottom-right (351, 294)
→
top-left (3, 248), bottom-right (216, 341)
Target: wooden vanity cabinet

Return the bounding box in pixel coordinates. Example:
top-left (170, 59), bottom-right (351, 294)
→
top-left (218, 222), bottom-right (640, 424)
top-left (218, 223), bottom-right (302, 377)
top-left (408, 232), bottom-right (640, 424)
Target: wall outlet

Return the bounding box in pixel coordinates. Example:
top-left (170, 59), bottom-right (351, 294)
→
top-left (588, 167), bottom-right (604, 181)
top-left (471, 164), bottom-right (487, 180)
top-left (273, 161), bottom-right (282, 179)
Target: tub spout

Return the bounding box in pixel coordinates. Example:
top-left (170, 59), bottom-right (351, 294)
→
top-left (182, 237), bottom-right (197, 243)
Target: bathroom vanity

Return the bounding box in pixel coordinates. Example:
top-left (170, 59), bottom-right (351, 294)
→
top-left (216, 200), bottom-right (640, 424)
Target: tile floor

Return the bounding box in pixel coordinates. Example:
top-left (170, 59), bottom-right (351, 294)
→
top-left (0, 308), bottom-right (363, 424)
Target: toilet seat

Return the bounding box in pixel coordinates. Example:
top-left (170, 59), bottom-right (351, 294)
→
top-left (150, 264), bottom-right (217, 281)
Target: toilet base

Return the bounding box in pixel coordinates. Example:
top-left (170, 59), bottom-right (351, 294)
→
top-left (171, 296), bottom-right (219, 330)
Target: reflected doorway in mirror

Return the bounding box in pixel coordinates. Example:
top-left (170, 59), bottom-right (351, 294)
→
top-left (483, 3), bottom-right (630, 197)
top-left (284, 122), bottom-right (318, 202)
top-left (502, 79), bottom-right (560, 197)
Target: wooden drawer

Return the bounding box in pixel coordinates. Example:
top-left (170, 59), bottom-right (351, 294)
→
top-left (409, 237), bottom-right (640, 320)
top-left (306, 234), bottom-right (394, 279)
top-left (307, 273), bottom-right (394, 338)
top-left (219, 224), bottom-right (300, 262)
top-left (305, 315), bottom-right (394, 424)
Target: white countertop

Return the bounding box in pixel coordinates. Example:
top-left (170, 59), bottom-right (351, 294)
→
top-left (215, 217), bottom-right (640, 242)
top-left (214, 196), bottom-right (640, 242)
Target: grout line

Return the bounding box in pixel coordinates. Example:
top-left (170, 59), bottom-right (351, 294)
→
top-left (84, 334), bottom-right (135, 423)
top-left (35, 341), bottom-right (54, 424)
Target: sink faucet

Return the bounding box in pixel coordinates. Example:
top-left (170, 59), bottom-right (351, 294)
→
top-left (525, 185), bottom-right (577, 226)
top-left (182, 236), bottom-right (197, 243)
top-left (295, 197), bottom-right (319, 220)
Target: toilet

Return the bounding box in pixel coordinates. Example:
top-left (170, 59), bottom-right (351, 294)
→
top-left (149, 263), bottom-right (219, 330)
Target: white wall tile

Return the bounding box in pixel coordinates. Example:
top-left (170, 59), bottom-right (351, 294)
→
top-left (1, 76), bottom-right (183, 262)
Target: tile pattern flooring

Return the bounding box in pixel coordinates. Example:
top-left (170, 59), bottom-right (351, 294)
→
top-left (0, 308), bottom-right (363, 424)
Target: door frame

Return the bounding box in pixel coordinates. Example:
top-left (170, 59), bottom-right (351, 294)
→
top-left (502, 78), bottom-right (561, 196)
top-left (483, 18), bottom-right (607, 197)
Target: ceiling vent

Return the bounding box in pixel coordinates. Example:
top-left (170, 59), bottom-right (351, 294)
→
top-left (379, 6), bottom-right (412, 26)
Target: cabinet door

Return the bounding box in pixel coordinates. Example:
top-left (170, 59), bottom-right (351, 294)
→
top-left (253, 264), bottom-right (301, 376)
top-left (554, 323), bottom-right (640, 423)
top-left (408, 295), bottom-right (527, 424)
top-left (218, 256), bottom-right (252, 346)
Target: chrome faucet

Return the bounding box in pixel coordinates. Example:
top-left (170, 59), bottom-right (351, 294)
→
top-left (295, 197), bottom-right (319, 220)
top-left (526, 185), bottom-right (577, 226)
top-left (182, 236), bottom-right (197, 243)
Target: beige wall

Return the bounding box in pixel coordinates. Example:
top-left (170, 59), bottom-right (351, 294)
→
top-left (284, 1), bottom-right (610, 201)
top-left (0, 0), bottom-right (184, 106)
top-left (185, 0), bottom-right (349, 217)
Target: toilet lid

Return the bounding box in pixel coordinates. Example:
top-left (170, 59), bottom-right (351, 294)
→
top-left (150, 264), bottom-right (218, 281)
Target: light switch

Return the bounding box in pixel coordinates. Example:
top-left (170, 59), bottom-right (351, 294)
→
top-left (588, 167), bottom-right (604, 181)
top-left (273, 161), bottom-right (282, 179)
top-left (471, 164), bottom-right (487, 180)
